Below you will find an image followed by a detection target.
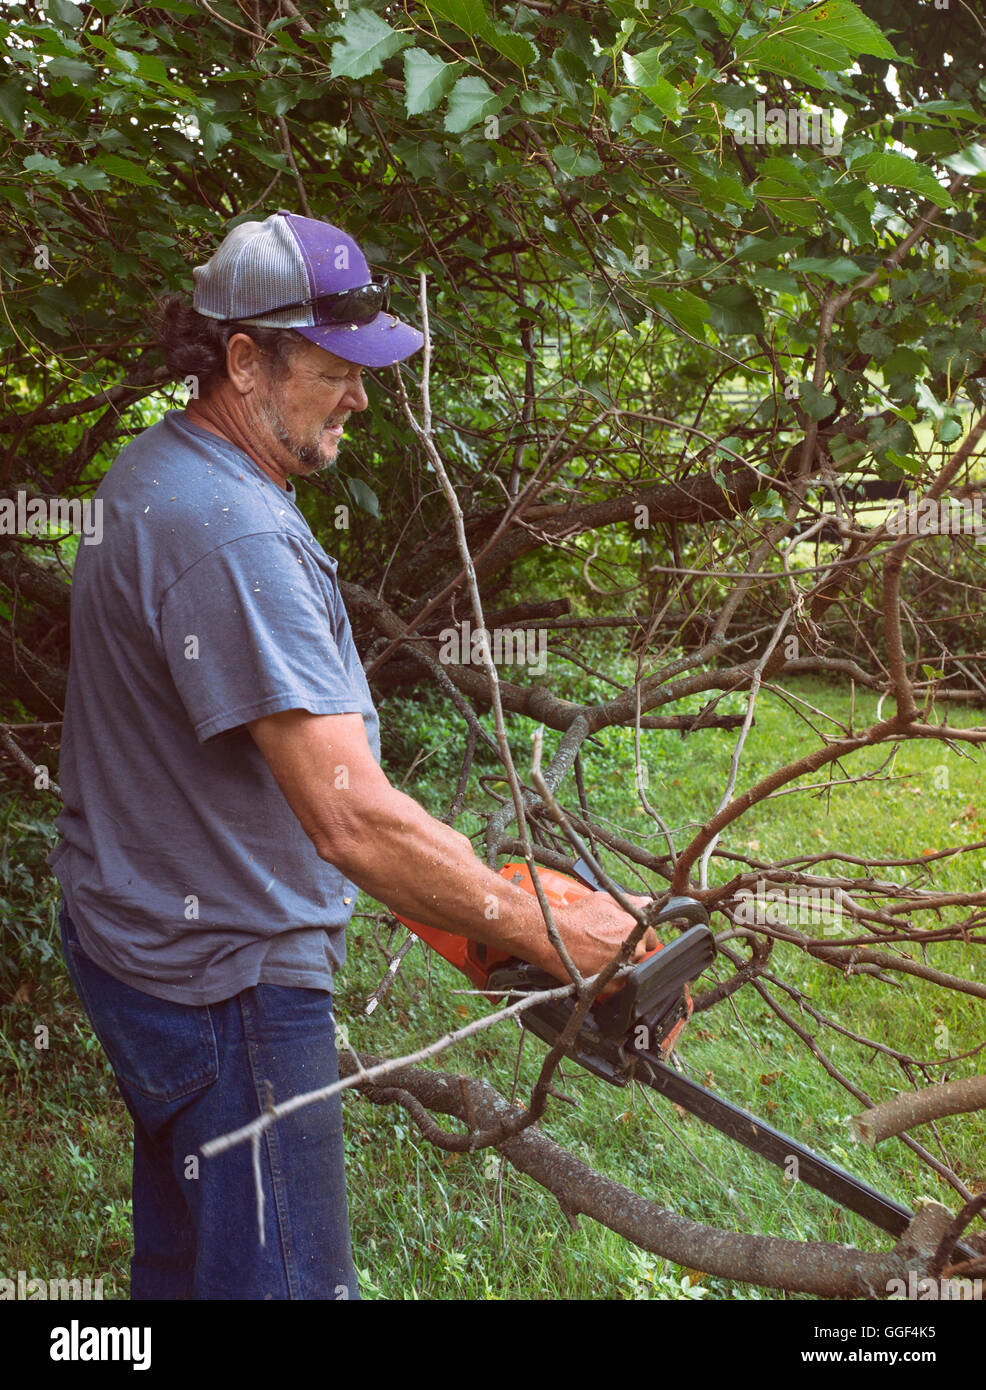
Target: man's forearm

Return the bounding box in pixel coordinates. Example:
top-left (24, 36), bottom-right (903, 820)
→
top-left (323, 783), bottom-right (568, 974)
top-left (248, 709), bottom-right (649, 981)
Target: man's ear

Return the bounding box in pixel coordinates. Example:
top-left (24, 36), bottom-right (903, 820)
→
top-left (224, 332), bottom-right (266, 395)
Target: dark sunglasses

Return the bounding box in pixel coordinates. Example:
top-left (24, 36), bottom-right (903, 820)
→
top-left (244, 278), bottom-right (391, 327)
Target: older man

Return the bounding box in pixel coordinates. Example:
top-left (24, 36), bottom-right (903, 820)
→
top-left (49, 211), bottom-right (650, 1301)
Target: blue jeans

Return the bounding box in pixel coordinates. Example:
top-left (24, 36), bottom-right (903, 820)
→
top-left (59, 903), bottom-right (359, 1300)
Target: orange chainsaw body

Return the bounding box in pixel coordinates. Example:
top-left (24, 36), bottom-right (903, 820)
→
top-left (394, 861), bottom-right (695, 1056)
top-left (395, 861), bottom-right (592, 989)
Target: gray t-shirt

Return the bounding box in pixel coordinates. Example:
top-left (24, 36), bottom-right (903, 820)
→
top-left (48, 409), bottom-right (380, 1005)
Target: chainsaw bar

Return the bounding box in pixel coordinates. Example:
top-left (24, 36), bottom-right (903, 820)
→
top-left (522, 857), bottom-right (981, 1262)
top-left (628, 1049), bottom-right (980, 1260)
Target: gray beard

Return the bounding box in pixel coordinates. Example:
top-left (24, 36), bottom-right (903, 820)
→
top-left (257, 392), bottom-right (335, 473)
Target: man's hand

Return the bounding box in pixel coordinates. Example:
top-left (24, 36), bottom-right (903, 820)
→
top-left (553, 891), bottom-right (659, 984)
top-left (246, 707), bottom-right (657, 986)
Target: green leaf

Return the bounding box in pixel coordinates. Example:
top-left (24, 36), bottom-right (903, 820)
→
top-left (734, 235), bottom-right (802, 264)
top-left (46, 56), bottom-right (97, 85)
top-left (884, 448), bottom-right (921, 475)
top-left (444, 76), bottom-right (504, 134)
top-left (403, 48), bottom-right (461, 117)
top-left (789, 256), bottom-right (866, 285)
top-left (95, 153), bottom-right (161, 186)
top-left (552, 144), bottom-right (601, 178)
top-left (0, 81), bottom-right (28, 136)
top-left (803, 0), bottom-right (899, 60)
top-left (392, 136), bottom-right (447, 183)
top-left (256, 78), bottom-right (296, 117)
top-left (622, 46), bottom-right (681, 117)
top-left (62, 163), bottom-right (110, 191)
top-left (22, 153), bottom-right (63, 176)
top-left (519, 89), bottom-right (554, 115)
top-left (750, 488), bottom-right (786, 520)
top-left (860, 152), bottom-right (954, 208)
top-left (202, 120), bottom-right (232, 161)
top-left (424, 0), bottom-right (536, 67)
top-left (798, 381), bottom-right (837, 421)
top-left (752, 33), bottom-right (848, 90)
top-left (482, 23), bottom-right (537, 69)
top-left (752, 268), bottom-right (798, 294)
top-left (345, 476), bottom-right (380, 518)
top-left (651, 288), bottom-right (709, 340)
top-left (329, 10), bottom-right (412, 81)
top-left (822, 184), bottom-right (874, 245)
top-left (706, 284), bottom-right (764, 337)
top-left (548, 50), bottom-right (586, 109)
top-left (46, 0), bottom-right (85, 29)
top-left (943, 143), bottom-right (986, 177)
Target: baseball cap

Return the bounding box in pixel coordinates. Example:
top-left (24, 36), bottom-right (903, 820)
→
top-left (192, 210), bottom-right (424, 368)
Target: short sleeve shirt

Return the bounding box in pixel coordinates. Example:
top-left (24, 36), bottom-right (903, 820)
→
top-left (48, 410), bottom-right (380, 1005)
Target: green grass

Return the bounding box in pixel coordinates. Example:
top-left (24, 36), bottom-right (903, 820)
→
top-left (1, 676), bottom-right (983, 1300)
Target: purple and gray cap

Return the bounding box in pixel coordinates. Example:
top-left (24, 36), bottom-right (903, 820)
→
top-left (192, 210), bottom-right (424, 368)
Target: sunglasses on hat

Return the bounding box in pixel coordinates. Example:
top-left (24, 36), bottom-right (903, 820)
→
top-left (233, 278), bottom-right (390, 328)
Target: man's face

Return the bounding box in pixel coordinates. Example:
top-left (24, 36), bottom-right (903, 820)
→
top-left (253, 339), bottom-right (369, 480)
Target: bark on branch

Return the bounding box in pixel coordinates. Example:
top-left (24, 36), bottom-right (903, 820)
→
top-left (851, 1076), bottom-right (986, 1148)
top-left (339, 1052), bottom-right (965, 1299)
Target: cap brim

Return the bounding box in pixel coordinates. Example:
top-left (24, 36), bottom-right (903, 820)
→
top-left (295, 313), bottom-right (425, 368)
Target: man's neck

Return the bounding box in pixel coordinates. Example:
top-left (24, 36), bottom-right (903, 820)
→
top-left (184, 396), bottom-right (290, 491)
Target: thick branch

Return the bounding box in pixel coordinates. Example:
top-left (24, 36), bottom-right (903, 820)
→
top-left (851, 1077), bottom-right (986, 1148)
top-left (339, 1053), bottom-right (959, 1299)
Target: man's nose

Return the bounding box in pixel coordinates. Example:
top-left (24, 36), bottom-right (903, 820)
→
top-left (344, 377), bottom-right (369, 411)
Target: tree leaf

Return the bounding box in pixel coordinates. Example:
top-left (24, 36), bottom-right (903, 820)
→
top-left (392, 136), bottom-right (447, 183)
top-left (22, 153), bottom-right (63, 175)
top-left (95, 153), bottom-right (161, 186)
top-left (329, 9), bottom-right (412, 81)
top-left (651, 288), bottom-right (709, 339)
top-left (46, 0), bottom-right (85, 29)
top-left (860, 152), bottom-right (954, 208)
top-left (802, 0), bottom-right (900, 61)
top-left (62, 163), bottom-right (110, 191)
top-left (202, 120), bottom-right (232, 161)
top-left (0, 81), bottom-right (28, 136)
top-left (622, 46), bottom-right (681, 116)
top-left (256, 78), bottom-right (297, 117)
top-left (789, 256), bottom-right (866, 284)
top-left (444, 75), bottom-right (504, 134)
top-left (706, 284), bottom-right (764, 337)
top-left (734, 235), bottom-right (803, 264)
top-left (424, 0), bottom-right (536, 67)
top-left (403, 48), bottom-right (461, 117)
top-left (345, 476), bottom-right (380, 518)
top-left (46, 56), bottom-right (97, 85)
top-left (798, 381), bottom-right (837, 421)
top-left (552, 144), bottom-right (601, 178)
top-left (943, 143), bottom-right (986, 177)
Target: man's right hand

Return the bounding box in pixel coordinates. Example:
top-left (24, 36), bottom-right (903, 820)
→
top-left (539, 890), bottom-right (658, 987)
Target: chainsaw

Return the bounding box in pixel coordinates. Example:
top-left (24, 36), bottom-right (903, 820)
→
top-left (396, 856), bottom-right (979, 1261)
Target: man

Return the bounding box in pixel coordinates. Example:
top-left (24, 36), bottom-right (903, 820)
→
top-left (49, 210), bottom-right (653, 1300)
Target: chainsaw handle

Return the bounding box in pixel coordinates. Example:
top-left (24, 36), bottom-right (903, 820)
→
top-left (569, 859), bottom-right (710, 934)
top-left (645, 895), bottom-right (710, 931)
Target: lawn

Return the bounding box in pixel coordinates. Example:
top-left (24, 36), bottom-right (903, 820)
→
top-left (1, 675), bottom-right (983, 1300)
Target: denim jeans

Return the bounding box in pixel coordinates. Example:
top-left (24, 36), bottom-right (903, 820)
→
top-left (59, 902), bottom-right (359, 1300)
